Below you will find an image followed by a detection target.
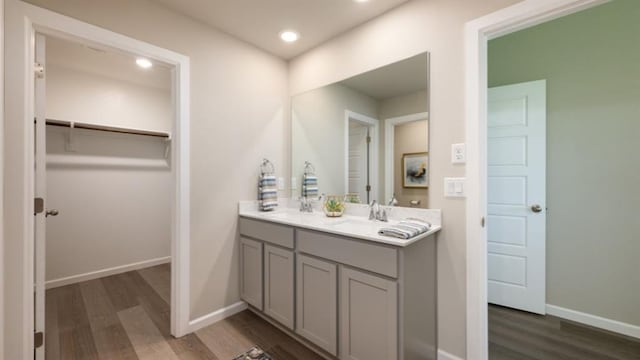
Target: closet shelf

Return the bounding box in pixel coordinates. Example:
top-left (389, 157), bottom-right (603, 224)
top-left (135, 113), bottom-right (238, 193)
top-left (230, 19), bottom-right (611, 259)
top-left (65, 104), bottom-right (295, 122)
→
top-left (46, 119), bottom-right (171, 139)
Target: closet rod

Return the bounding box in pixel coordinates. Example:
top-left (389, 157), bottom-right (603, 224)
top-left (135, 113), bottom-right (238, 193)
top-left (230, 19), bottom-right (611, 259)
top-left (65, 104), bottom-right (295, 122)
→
top-left (45, 119), bottom-right (171, 139)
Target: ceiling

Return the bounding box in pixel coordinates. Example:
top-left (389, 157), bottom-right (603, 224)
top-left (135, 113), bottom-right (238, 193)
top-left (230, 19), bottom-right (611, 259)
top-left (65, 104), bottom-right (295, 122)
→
top-left (152, 0), bottom-right (409, 59)
top-left (339, 52), bottom-right (428, 100)
top-left (46, 36), bottom-right (171, 90)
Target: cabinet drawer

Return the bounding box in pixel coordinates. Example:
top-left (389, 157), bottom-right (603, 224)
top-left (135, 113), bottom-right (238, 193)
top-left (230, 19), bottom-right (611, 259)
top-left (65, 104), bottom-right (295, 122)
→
top-left (297, 229), bottom-right (398, 278)
top-left (239, 217), bottom-right (294, 249)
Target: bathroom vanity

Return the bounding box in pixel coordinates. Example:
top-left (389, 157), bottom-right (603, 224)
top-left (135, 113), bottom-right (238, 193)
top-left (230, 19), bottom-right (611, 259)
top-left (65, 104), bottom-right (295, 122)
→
top-left (238, 202), bottom-right (440, 360)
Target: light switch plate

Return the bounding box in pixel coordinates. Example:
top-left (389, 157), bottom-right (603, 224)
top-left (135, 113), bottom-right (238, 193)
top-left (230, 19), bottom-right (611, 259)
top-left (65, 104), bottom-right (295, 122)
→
top-left (291, 177), bottom-right (297, 190)
top-left (452, 143), bottom-right (466, 164)
top-left (277, 177), bottom-right (285, 190)
top-left (444, 177), bottom-right (466, 198)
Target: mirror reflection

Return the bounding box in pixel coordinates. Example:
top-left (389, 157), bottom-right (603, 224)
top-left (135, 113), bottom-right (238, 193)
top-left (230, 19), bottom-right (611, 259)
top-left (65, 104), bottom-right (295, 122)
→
top-left (292, 52), bottom-right (430, 207)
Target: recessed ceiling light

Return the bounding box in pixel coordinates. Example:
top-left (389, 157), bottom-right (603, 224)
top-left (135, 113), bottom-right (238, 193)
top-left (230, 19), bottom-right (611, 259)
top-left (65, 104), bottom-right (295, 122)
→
top-left (136, 58), bottom-right (153, 69)
top-left (279, 30), bottom-right (299, 43)
top-left (354, 0), bottom-right (369, 3)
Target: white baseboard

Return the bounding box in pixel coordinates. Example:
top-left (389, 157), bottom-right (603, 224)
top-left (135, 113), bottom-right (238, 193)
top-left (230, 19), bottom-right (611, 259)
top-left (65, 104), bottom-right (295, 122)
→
top-left (438, 349), bottom-right (465, 360)
top-left (45, 256), bottom-right (171, 289)
top-left (546, 304), bottom-right (640, 339)
top-left (187, 301), bottom-right (248, 333)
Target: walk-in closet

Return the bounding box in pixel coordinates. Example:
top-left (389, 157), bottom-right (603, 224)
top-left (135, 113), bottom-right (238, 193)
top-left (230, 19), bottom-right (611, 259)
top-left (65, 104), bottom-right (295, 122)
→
top-left (40, 35), bottom-right (174, 358)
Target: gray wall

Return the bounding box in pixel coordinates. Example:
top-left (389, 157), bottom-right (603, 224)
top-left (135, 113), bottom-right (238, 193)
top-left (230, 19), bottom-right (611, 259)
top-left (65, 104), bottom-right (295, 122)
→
top-left (489, 0), bottom-right (640, 326)
top-left (289, 0), bottom-right (523, 356)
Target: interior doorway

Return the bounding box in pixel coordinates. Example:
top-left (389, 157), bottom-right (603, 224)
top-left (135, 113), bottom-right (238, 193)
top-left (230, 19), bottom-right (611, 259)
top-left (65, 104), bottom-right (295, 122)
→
top-left (34, 33), bottom-right (175, 359)
top-left (345, 110), bottom-right (379, 204)
top-left (476, 1), bottom-right (640, 358)
top-left (4, 2), bottom-right (191, 357)
top-left (464, 0), bottom-right (616, 358)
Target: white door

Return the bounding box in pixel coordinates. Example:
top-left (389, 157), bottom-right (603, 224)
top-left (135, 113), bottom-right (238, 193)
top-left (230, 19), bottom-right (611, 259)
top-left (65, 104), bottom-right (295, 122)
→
top-left (487, 80), bottom-right (546, 314)
top-left (348, 124), bottom-right (369, 202)
top-left (34, 33), bottom-right (49, 359)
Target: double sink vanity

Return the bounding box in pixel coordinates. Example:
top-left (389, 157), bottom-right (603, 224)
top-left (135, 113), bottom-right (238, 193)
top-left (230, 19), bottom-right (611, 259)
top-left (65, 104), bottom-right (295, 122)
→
top-left (238, 201), bottom-right (441, 360)
top-left (241, 49), bottom-right (437, 359)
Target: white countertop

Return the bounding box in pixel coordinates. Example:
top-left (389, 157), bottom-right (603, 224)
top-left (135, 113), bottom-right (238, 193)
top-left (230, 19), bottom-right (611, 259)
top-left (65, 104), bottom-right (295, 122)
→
top-left (239, 201), bottom-right (441, 247)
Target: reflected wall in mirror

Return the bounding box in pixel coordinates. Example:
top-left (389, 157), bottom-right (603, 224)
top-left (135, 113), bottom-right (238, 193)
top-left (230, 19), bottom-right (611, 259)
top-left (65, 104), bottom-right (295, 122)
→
top-left (292, 53), bottom-right (430, 207)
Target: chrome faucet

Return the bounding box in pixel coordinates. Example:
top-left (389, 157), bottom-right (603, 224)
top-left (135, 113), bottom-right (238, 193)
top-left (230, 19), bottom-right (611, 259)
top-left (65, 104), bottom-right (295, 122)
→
top-left (388, 193), bottom-right (399, 206)
top-left (299, 197), bottom-right (313, 213)
top-left (368, 200), bottom-right (388, 222)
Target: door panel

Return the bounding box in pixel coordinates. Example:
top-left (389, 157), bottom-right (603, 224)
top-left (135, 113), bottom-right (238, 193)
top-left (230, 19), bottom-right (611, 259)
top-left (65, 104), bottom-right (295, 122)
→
top-left (34, 33), bottom-right (47, 360)
top-left (348, 124), bottom-right (368, 201)
top-left (487, 80), bottom-right (546, 314)
top-left (264, 245), bottom-right (294, 330)
top-left (240, 237), bottom-right (263, 310)
top-left (296, 254), bottom-right (337, 355)
top-left (340, 266), bottom-right (397, 360)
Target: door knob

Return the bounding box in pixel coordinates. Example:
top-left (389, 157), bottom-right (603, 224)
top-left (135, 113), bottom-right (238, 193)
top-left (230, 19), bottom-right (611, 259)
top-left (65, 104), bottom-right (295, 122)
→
top-left (46, 209), bottom-right (59, 217)
top-left (530, 204), bottom-right (543, 213)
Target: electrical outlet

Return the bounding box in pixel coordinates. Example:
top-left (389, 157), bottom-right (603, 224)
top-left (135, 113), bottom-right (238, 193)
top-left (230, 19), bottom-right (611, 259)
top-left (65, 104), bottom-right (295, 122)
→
top-left (452, 143), bottom-right (466, 164)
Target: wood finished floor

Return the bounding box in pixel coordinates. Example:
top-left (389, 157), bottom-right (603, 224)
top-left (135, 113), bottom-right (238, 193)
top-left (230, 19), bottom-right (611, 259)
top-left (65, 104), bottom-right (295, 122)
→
top-left (45, 264), bottom-right (323, 360)
top-left (489, 304), bottom-right (640, 360)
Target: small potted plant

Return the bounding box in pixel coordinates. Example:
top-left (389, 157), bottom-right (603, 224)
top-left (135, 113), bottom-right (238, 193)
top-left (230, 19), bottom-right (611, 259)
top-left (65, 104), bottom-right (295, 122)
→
top-left (323, 195), bottom-right (345, 217)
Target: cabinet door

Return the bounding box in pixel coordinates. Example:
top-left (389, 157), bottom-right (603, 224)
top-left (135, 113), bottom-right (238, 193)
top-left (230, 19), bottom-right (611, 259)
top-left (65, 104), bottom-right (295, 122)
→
top-left (264, 244), bottom-right (295, 329)
top-left (240, 237), bottom-right (263, 310)
top-left (340, 266), bottom-right (398, 360)
top-left (296, 254), bottom-right (338, 356)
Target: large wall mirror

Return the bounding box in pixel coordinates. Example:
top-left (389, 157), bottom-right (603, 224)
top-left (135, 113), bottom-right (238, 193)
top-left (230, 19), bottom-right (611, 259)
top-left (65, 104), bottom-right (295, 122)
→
top-left (292, 52), bottom-right (430, 208)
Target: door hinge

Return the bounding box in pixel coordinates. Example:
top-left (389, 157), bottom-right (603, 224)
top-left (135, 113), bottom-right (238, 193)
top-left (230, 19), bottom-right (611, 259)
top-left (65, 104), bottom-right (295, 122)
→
top-left (34, 331), bottom-right (44, 348)
top-left (34, 198), bottom-right (44, 215)
top-left (366, 136), bottom-right (371, 143)
top-left (365, 185), bottom-right (371, 192)
top-left (34, 62), bottom-right (45, 79)
top-left (481, 217), bottom-right (485, 228)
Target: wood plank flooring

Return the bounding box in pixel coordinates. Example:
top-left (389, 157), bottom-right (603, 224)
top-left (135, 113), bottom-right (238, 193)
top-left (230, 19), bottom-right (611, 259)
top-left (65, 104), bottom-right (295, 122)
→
top-left (48, 266), bottom-right (640, 359)
top-left (489, 304), bottom-right (640, 360)
top-left (45, 264), bottom-right (323, 360)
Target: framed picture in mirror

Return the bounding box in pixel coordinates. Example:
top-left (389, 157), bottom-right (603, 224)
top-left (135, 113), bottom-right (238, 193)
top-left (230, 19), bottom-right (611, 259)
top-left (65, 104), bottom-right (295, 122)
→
top-left (403, 152), bottom-right (429, 188)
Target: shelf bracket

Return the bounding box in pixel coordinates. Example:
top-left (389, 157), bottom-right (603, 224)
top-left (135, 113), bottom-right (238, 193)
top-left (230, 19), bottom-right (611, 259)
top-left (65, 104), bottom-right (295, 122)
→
top-left (65, 121), bottom-right (77, 152)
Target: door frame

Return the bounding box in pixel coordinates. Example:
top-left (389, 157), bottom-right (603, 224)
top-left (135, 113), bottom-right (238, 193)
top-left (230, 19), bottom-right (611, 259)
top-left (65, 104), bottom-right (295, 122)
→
top-left (4, 1), bottom-right (191, 358)
top-left (383, 112), bottom-right (429, 204)
top-left (464, 0), bottom-right (610, 358)
top-left (344, 110), bottom-right (379, 202)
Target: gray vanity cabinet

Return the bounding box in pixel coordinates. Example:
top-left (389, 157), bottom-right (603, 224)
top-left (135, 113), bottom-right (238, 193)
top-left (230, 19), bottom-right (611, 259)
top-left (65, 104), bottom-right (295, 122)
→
top-left (239, 216), bottom-right (437, 360)
top-left (339, 266), bottom-right (398, 360)
top-left (296, 254), bottom-right (338, 356)
top-left (264, 244), bottom-right (295, 330)
top-left (239, 237), bottom-right (263, 310)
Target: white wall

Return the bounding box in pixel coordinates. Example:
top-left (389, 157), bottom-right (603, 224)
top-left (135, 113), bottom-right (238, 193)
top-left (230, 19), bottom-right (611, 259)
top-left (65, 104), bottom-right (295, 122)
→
top-left (0, 0), bottom-right (4, 356)
top-left (17, 0), bottom-right (289, 327)
top-left (47, 64), bottom-right (172, 133)
top-left (44, 56), bottom-right (172, 286)
top-left (289, 0), bottom-right (522, 357)
top-left (292, 83), bottom-right (378, 197)
top-left (45, 127), bottom-right (171, 285)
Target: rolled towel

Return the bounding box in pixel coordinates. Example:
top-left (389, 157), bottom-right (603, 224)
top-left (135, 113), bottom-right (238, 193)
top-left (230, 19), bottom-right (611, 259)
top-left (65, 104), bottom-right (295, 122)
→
top-left (378, 218), bottom-right (431, 239)
top-left (258, 174), bottom-right (278, 211)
